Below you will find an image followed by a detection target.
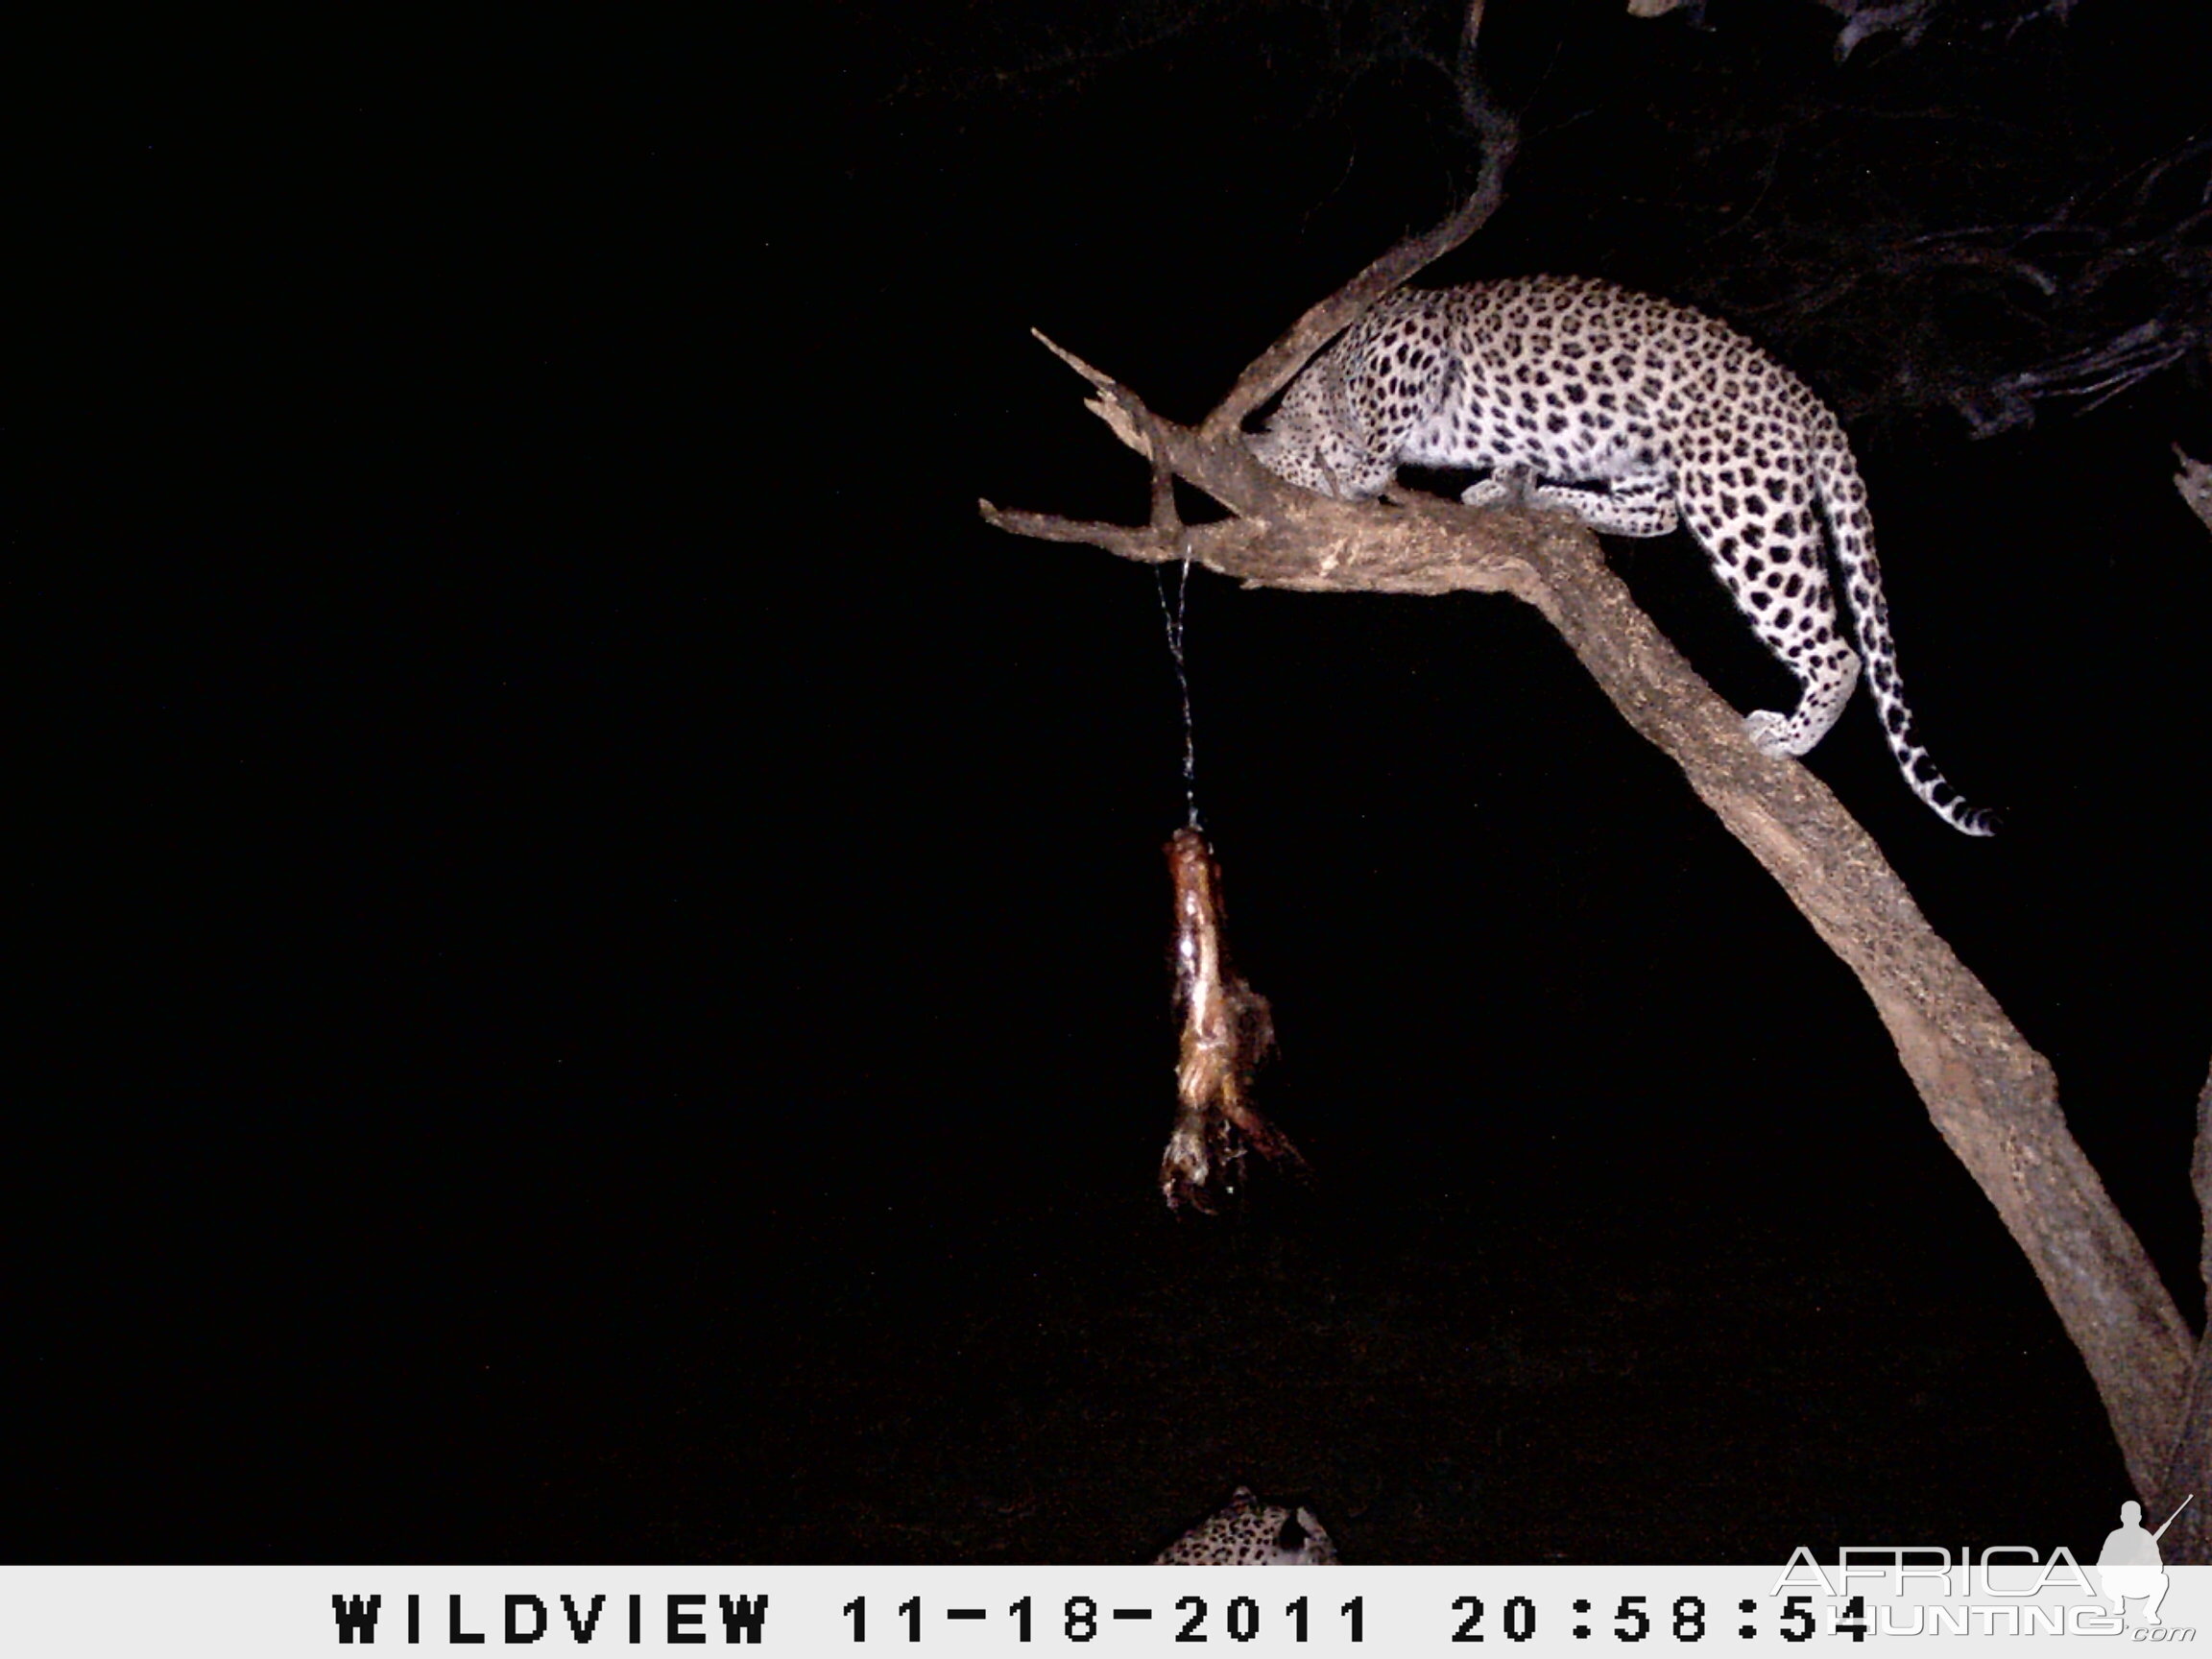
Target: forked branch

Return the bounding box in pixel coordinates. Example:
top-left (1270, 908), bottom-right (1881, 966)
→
top-left (982, 96), bottom-right (2194, 1509)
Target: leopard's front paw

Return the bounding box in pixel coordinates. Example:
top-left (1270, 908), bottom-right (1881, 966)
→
top-left (1743, 709), bottom-right (1812, 758)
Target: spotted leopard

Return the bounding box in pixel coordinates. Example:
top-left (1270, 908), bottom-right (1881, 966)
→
top-left (1248, 276), bottom-right (1993, 835)
top-left (1154, 1486), bottom-right (1340, 1564)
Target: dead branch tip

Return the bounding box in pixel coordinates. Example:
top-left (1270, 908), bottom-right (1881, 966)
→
top-left (1032, 328), bottom-right (1116, 393)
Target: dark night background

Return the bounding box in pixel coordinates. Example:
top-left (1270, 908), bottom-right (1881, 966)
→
top-left (20, 5), bottom-right (2212, 1564)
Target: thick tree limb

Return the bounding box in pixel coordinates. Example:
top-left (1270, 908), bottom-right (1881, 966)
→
top-left (983, 258), bottom-right (2193, 1501)
top-left (2155, 1062), bottom-right (2212, 1560)
top-left (2153, 460), bottom-right (2212, 1560)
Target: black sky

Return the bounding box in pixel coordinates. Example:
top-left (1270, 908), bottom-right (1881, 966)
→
top-left (21, 4), bottom-right (2212, 1563)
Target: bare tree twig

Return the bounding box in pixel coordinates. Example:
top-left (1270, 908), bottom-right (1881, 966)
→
top-left (1202, 2), bottom-right (1518, 440)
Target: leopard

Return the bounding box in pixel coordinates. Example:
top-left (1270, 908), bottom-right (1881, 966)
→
top-left (1247, 276), bottom-right (1994, 836)
top-left (1153, 1486), bottom-right (1340, 1564)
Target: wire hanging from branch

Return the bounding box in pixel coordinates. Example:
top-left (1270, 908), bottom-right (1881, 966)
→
top-left (1155, 558), bottom-right (1201, 830)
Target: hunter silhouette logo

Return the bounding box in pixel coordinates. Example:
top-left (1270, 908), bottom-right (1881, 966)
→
top-left (2098, 1495), bottom-right (2192, 1626)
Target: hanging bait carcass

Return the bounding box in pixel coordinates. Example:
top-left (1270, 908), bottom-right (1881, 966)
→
top-left (1160, 827), bottom-right (1305, 1212)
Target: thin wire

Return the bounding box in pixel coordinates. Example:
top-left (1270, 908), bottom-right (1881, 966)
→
top-left (1154, 553), bottom-right (1201, 830)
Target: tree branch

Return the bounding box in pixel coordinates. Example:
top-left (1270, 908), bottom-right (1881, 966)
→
top-left (984, 196), bottom-right (2194, 1496)
top-left (2155, 1061), bottom-right (2212, 1561)
top-left (2153, 451), bottom-right (2212, 1560)
top-left (2176, 446), bottom-right (2212, 540)
top-left (1202, 1), bottom-right (1518, 441)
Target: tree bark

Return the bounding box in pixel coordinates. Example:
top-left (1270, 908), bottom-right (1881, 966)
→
top-left (981, 281), bottom-right (2194, 1499)
top-left (2151, 453), bottom-right (2212, 1560)
top-left (2176, 447), bottom-right (2212, 539)
top-left (2149, 1062), bottom-right (2212, 1559)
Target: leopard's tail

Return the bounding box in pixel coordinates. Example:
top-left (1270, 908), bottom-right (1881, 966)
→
top-left (1815, 432), bottom-right (1997, 836)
